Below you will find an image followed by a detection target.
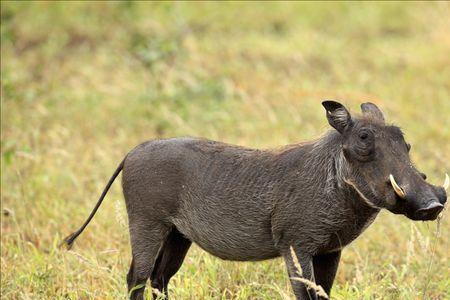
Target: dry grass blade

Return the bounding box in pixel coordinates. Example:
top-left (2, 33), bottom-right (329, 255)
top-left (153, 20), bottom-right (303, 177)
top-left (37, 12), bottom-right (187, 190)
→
top-left (152, 287), bottom-right (167, 299)
top-left (128, 284), bottom-right (146, 297)
top-left (290, 277), bottom-right (329, 300)
top-left (290, 246), bottom-right (303, 276)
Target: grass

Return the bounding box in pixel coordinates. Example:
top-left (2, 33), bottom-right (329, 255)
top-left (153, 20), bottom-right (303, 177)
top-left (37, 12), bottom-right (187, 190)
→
top-left (1, 2), bottom-right (449, 299)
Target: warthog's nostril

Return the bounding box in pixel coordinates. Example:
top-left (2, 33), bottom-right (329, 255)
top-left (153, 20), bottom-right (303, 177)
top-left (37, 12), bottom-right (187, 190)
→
top-left (415, 201), bottom-right (444, 220)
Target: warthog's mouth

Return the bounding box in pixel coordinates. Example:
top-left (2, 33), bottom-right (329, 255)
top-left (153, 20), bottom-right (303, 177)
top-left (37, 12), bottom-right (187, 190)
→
top-left (411, 202), bottom-right (444, 221)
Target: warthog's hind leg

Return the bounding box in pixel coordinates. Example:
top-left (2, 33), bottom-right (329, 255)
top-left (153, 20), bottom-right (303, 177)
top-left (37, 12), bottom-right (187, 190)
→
top-left (150, 227), bottom-right (192, 299)
top-left (127, 222), bottom-right (169, 300)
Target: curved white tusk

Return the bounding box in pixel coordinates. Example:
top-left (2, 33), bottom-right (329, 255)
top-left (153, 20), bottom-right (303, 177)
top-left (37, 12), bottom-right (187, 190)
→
top-left (444, 173), bottom-right (449, 191)
top-left (389, 174), bottom-right (406, 199)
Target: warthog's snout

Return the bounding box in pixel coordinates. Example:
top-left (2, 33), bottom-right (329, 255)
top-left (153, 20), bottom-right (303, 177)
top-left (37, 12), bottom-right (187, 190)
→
top-left (389, 174), bottom-right (447, 221)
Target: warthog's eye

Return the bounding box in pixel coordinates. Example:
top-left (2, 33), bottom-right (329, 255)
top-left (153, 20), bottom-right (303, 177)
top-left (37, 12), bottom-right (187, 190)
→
top-left (406, 143), bottom-right (411, 152)
top-left (359, 132), bottom-right (369, 140)
top-left (352, 129), bottom-right (375, 160)
top-left (357, 129), bottom-right (373, 143)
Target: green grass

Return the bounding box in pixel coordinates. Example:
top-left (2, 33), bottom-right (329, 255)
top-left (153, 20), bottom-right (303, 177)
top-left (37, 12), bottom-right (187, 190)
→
top-left (1, 2), bottom-right (449, 299)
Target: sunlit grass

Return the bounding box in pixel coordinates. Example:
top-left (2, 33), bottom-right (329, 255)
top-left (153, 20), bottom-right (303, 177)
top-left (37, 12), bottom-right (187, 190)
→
top-left (1, 2), bottom-right (449, 299)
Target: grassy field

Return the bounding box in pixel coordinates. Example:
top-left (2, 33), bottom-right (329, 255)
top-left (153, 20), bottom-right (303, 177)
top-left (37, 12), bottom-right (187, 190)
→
top-left (1, 2), bottom-right (450, 299)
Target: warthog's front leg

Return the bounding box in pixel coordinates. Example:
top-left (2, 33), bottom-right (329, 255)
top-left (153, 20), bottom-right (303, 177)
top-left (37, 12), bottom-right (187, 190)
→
top-left (313, 250), bottom-right (341, 297)
top-left (283, 247), bottom-right (317, 300)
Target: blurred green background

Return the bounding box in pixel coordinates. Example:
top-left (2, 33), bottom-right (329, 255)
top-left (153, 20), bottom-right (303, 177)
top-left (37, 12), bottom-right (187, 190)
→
top-left (1, 2), bottom-right (449, 299)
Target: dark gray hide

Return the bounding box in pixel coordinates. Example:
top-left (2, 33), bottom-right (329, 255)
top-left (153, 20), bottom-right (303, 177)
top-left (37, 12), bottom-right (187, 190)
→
top-left (64, 101), bottom-right (447, 300)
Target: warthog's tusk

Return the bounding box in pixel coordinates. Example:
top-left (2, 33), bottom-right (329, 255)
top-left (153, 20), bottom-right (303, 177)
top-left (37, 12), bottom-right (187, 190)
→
top-left (444, 173), bottom-right (449, 191)
top-left (389, 174), bottom-right (406, 199)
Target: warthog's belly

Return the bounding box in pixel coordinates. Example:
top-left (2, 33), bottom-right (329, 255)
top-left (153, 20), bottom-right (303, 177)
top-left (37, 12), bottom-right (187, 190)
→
top-left (170, 213), bottom-right (280, 261)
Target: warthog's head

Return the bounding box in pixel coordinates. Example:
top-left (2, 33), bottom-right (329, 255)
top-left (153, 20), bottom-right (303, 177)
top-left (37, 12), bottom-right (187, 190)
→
top-left (322, 100), bottom-right (447, 221)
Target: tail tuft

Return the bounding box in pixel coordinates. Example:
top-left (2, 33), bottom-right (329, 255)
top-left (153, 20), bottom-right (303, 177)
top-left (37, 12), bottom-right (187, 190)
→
top-left (61, 231), bottom-right (79, 250)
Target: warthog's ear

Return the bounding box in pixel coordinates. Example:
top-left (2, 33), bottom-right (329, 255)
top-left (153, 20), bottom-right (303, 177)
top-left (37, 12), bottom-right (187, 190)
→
top-left (361, 102), bottom-right (385, 123)
top-left (322, 100), bottom-right (353, 134)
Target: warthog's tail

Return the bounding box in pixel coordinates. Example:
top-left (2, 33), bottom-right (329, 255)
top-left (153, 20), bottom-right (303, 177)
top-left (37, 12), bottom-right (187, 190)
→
top-left (62, 158), bottom-right (125, 249)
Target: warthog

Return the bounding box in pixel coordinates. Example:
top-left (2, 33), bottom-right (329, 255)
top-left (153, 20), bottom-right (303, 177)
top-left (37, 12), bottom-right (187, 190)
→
top-left (64, 101), bottom-right (448, 300)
